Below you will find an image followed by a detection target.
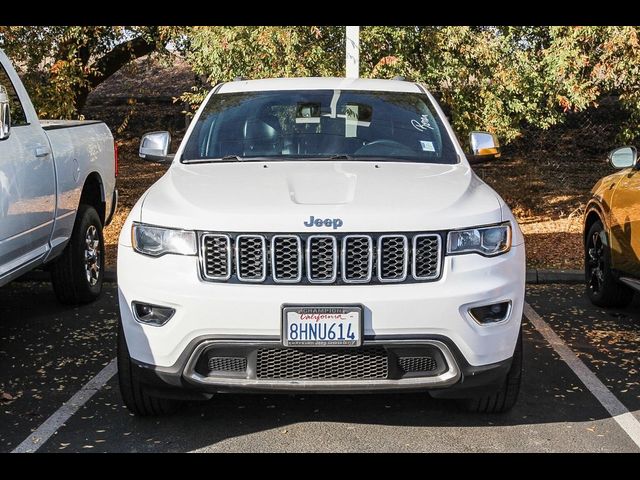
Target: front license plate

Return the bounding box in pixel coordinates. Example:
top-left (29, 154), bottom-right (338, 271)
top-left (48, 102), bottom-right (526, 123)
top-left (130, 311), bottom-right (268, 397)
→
top-left (282, 305), bottom-right (362, 347)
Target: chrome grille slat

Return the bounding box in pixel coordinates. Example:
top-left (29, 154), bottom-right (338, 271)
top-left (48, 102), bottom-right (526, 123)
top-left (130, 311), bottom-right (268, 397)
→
top-left (271, 235), bottom-right (302, 283)
top-left (235, 235), bottom-right (267, 282)
top-left (306, 235), bottom-right (337, 283)
top-left (200, 232), bottom-right (441, 284)
top-left (201, 234), bottom-right (231, 281)
top-left (377, 235), bottom-right (408, 282)
top-left (412, 234), bottom-right (441, 280)
top-left (342, 235), bottom-right (373, 283)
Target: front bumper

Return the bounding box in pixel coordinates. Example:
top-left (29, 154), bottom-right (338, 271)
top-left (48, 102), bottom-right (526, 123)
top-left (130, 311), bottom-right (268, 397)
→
top-left (129, 335), bottom-right (513, 398)
top-left (118, 241), bottom-right (524, 395)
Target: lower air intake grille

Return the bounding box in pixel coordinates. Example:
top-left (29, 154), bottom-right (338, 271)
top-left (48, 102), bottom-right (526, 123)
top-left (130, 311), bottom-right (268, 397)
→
top-left (208, 357), bottom-right (247, 373)
top-left (256, 348), bottom-right (389, 380)
top-left (398, 356), bottom-right (437, 373)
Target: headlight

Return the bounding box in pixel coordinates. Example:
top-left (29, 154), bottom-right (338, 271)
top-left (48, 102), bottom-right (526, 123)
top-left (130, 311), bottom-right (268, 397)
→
top-left (447, 223), bottom-right (512, 257)
top-left (132, 223), bottom-right (197, 257)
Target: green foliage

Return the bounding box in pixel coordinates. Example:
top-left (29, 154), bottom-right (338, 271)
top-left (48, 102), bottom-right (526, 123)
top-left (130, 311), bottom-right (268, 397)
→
top-left (182, 26), bottom-right (345, 106)
top-left (543, 26), bottom-right (640, 142)
top-left (0, 26), bottom-right (180, 118)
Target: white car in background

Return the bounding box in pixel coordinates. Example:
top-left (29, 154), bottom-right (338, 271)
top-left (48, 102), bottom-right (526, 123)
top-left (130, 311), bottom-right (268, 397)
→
top-left (0, 49), bottom-right (117, 303)
top-left (117, 77), bottom-right (525, 415)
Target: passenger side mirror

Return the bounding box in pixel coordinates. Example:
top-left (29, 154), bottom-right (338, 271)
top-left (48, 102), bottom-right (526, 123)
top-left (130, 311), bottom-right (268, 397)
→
top-left (0, 86), bottom-right (11, 141)
top-left (608, 146), bottom-right (637, 169)
top-left (468, 131), bottom-right (500, 164)
top-left (139, 131), bottom-right (173, 162)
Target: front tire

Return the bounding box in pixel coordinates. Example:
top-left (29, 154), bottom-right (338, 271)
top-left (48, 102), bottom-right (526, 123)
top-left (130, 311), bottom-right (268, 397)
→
top-left (585, 220), bottom-right (634, 308)
top-left (51, 204), bottom-right (105, 305)
top-left (460, 328), bottom-right (522, 414)
top-left (117, 318), bottom-right (180, 416)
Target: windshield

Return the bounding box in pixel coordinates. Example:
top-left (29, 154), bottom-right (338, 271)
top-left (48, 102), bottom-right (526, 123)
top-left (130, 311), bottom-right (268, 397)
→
top-left (181, 89), bottom-right (459, 164)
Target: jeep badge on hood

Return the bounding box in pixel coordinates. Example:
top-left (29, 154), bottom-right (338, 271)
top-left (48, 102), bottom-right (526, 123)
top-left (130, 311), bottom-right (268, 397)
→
top-left (304, 216), bottom-right (344, 229)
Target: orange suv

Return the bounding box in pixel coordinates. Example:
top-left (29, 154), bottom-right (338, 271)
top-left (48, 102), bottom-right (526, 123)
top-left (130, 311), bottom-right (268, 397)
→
top-left (584, 146), bottom-right (640, 307)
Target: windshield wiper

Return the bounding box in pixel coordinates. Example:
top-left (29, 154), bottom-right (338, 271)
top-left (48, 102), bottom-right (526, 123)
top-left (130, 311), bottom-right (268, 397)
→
top-left (221, 155), bottom-right (245, 162)
top-left (303, 154), bottom-right (353, 161)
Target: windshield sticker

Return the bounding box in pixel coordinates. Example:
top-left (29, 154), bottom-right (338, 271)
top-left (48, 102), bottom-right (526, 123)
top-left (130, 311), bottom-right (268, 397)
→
top-left (420, 140), bottom-right (435, 152)
top-left (411, 115), bottom-right (434, 132)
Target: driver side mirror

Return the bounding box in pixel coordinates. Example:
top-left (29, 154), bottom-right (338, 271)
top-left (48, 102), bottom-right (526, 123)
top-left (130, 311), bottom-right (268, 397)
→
top-left (0, 86), bottom-right (11, 141)
top-left (139, 131), bottom-right (173, 162)
top-left (468, 131), bottom-right (500, 164)
top-left (608, 146), bottom-right (638, 169)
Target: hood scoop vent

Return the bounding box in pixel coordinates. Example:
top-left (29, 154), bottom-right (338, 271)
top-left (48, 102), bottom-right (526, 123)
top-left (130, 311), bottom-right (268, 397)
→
top-left (287, 171), bottom-right (357, 205)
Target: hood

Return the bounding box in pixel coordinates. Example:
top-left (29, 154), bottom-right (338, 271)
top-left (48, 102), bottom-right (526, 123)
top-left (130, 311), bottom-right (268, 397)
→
top-left (140, 161), bottom-right (503, 232)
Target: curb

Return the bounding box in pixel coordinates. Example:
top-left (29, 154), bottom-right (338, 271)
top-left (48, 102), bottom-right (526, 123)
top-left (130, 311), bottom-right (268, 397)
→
top-left (18, 268), bottom-right (583, 285)
top-left (530, 269), bottom-right (584, 284)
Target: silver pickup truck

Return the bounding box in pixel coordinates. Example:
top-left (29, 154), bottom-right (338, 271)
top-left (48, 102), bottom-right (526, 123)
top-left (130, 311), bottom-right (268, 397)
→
top-left (0, 49), bottom-right (116, 304)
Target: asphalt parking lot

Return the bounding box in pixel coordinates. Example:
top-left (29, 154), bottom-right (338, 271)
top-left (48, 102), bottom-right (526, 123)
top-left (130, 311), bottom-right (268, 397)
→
top-left (1, 280), bottom-right (639, 452)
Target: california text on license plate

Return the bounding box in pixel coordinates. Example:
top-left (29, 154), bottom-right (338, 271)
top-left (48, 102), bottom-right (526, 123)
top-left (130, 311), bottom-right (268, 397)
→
top-left (282, 305), bottom-right (363, 347)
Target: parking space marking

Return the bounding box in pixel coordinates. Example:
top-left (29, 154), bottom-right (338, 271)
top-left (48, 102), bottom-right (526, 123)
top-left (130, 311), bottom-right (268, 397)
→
top-left (11, 358), bottom-right (117, 453)
top-left (525, 302), bottom-right (640, 449)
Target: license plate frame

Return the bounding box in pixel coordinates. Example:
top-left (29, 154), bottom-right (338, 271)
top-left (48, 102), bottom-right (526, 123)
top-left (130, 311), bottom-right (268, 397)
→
top-left (281, 304), bottom-right (364, 348)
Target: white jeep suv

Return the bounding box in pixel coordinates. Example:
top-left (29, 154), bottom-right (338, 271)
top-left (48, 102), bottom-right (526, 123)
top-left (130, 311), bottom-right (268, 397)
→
top-left (117, 77), bottom-right (525, 416)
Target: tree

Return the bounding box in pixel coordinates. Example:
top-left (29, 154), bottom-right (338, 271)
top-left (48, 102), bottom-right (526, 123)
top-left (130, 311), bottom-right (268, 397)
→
top-left (0, 26), bottom-right (181, 118)
top-left (182, 26), bottom-right (345, 106)
top-left (543, 26), bottom-right (640, 141)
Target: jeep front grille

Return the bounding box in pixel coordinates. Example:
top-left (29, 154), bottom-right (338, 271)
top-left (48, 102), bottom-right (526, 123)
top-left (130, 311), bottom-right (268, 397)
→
top-left (200, 232), bottom-right (442, 285)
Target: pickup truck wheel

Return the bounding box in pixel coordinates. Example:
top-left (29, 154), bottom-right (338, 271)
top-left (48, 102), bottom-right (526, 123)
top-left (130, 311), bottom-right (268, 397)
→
top-left (459, 327), bottom-right (522, 414)
top-left (51, 204), bottom-right (105, 305)
top-left (585, 220), bottom-right (634, 308)
top-left (117, 318), bottom-right (181, 416)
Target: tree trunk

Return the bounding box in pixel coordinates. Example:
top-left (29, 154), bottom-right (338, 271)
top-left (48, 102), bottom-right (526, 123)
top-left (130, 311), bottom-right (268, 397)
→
top-left (74, 35), bottom-right (158, 113)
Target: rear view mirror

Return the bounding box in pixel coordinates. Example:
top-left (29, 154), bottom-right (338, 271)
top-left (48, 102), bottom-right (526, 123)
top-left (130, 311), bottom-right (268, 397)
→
top-left (608, 146), bottom-right (637, 169)
top-left (468, 131), bottom-right (500, 164)
top-left (139, 131), bottom-right (173, 162)
top-left (0, 86), bottom-right (11, 141)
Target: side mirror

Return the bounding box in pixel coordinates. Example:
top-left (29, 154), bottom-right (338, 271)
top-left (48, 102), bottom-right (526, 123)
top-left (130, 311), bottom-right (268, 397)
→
top-left (608, 146), bottom-right (637, 169)
top-left (139, 131), bottom-right (173, 162)
top-left (468, 131), bottom-right (500, 164)
top-left (0, 86), bottom-right (11, 141)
